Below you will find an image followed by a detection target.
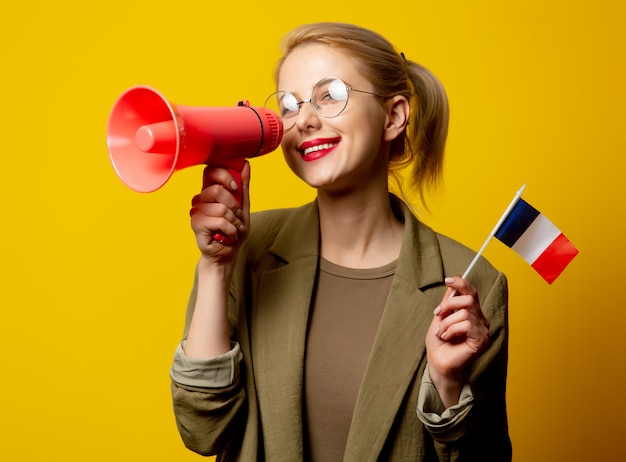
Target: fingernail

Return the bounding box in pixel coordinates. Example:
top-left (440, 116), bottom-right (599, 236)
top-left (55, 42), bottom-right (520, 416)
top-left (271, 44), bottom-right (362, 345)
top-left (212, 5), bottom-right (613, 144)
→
top-left (230, 180), bottom-right (238, 191)
top-left (236, 209), bottom-right (243, 218)
top-left (445, 277), bottom-right (455, 284)
top-left (434, 306), bottom-right (441, 315)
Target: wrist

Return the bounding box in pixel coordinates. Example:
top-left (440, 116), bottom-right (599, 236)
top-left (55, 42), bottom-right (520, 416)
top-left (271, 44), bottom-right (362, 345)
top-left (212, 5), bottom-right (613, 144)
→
top-left (427, 365), bottom-right (463, 409)
top-left (197, 255), bottom-right (235, 281)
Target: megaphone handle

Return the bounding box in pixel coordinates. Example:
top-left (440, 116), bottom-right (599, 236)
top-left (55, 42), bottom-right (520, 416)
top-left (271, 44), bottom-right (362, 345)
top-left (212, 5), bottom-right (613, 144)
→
top-left (212, 165), bottom-right (243, 246)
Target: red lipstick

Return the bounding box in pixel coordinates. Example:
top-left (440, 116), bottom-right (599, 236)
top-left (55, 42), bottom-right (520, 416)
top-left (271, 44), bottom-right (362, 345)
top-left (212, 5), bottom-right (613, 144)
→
top-left (299, 137), bottom-right (341, 162)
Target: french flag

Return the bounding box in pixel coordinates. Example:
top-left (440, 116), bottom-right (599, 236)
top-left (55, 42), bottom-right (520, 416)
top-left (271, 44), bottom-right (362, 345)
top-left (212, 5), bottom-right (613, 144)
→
top-left (494, 198), bottom-right (578, 284)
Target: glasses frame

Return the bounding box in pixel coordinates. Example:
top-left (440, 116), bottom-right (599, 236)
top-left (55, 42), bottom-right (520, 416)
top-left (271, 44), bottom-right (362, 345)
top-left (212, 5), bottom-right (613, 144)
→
top-left (264, 77), bottom-right (383, 130)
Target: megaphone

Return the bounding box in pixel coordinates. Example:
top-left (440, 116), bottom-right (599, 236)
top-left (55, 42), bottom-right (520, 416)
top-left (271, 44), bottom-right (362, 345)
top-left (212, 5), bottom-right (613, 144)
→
top-left (106, 85), bottom-right (283, 197)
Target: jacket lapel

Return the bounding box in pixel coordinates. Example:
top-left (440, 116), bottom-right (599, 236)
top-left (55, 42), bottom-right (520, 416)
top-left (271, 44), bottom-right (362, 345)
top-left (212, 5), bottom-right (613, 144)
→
top-left (251, 202), bottom-right (320, 460)
top-left (344, 201), bottom-right (445, 461)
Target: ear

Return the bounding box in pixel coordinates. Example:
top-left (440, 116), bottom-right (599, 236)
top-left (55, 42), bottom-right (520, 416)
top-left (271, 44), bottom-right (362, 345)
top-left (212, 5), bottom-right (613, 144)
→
top-left (383, 95), bottom-right (410, 142)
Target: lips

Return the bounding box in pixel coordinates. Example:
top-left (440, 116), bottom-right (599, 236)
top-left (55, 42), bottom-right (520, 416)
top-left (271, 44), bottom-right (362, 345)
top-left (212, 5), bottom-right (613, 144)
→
top-left (299, 138), bottom-right (341, 162)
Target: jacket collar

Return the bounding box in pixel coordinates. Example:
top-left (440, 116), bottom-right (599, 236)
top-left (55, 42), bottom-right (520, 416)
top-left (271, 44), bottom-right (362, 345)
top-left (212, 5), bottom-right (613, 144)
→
top-left (267, 196), bottom-right (444, 289)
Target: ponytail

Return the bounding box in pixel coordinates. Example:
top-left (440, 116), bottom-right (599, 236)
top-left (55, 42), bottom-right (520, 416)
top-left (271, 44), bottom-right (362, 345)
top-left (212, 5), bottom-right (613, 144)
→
top-left (390, 60), bottom-right (449, 207)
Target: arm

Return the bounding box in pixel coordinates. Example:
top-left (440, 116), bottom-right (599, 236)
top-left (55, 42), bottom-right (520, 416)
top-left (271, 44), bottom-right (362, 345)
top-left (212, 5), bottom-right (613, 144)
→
top-left (171, 342), bottom-right (246, 456)
top-left (170, 163), bottom-right (251, 456)
top-left (420, 272), bottom-right (511, 461)
top-left (426, 275), bottom-right (491, 408)
top-left (185, 163), bottom-right (250, 358)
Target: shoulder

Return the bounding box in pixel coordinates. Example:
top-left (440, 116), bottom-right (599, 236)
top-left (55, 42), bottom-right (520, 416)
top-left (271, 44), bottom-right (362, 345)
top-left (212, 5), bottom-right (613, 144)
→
top-left (394, 195), bottom-right (505, 287)
top-left (437, 232), bottom-right (508, 313)
top-left (435, 230), bottom-right (504, 284)
top-left (249, 207), bottom-right (299, 231)
top-left (408, 210), bottom-right (505, 291)
top-left (247, 205), bottom-right (308, 243)
top-left (241, 201), bottom-right (319, 261)
top-left (241, 208), bottom-right (294, 257)
top-left (426, 229), bottom-right (509, 327)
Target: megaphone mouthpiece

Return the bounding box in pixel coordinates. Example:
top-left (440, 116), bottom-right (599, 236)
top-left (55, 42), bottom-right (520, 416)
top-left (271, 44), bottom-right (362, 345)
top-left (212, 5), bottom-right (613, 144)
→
top-left (135, 121), bottom-right (177, 154)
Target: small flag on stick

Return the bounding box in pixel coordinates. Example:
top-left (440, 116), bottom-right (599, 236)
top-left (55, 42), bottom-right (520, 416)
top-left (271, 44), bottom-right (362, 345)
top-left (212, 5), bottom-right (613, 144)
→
top-left (493, 195), bottom-right (578, 284)
top-left (457, 185), bottom-right (578, 287)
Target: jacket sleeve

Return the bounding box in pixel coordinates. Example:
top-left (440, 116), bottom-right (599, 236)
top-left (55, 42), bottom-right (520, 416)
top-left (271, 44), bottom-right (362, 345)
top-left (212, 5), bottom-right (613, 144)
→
top-left (170, 268), bottom-right (247, 457)
top-left (417, 366), bottom-right (474, 431)
top-left (170, 342), bottom-right (246, 456)
top-left (422, 271), bottom-right (512, 462)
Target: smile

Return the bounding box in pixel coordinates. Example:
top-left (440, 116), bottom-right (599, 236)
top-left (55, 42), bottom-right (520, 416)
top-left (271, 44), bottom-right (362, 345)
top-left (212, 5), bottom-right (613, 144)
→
top-left (303, 143), bottom-right (337, 156)
top-left (299, 138), bottom-right (341, 162)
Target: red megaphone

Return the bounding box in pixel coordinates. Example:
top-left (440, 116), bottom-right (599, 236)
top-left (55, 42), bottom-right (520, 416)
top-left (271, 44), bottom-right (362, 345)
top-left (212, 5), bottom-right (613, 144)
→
top-left (106, 85), bottom-right (283, 196)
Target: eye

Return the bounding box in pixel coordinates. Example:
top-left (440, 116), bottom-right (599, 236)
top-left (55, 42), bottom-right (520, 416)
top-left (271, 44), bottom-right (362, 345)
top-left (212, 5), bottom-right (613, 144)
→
top-left (280, 92), bottom-right (299, 115)
top-left (328, 79), bottom-right (348, 101)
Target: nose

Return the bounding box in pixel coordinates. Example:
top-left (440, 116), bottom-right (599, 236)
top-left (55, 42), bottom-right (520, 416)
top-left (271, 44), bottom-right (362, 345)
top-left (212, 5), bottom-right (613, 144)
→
top-left (293, 100), bottom-right (320, 131)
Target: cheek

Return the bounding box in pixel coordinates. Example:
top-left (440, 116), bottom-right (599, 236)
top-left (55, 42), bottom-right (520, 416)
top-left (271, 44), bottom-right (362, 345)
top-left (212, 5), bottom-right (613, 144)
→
top-left (281, 147), bottom-right (297, 167)
top-left (280, 133), bottom-right (297, 156)
top-left (280, 139), bottom-right (301, 171)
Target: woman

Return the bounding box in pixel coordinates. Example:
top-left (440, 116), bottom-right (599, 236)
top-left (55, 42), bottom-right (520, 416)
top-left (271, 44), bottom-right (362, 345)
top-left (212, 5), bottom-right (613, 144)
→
top-left (170, 22), bottom-right (511, 461)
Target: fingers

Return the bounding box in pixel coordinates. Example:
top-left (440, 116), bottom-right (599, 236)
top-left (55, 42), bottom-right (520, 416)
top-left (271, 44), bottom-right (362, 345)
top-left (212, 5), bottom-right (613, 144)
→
top-left (191, 188), bottom-right (243, 224)
top-left (202, 165), bottom-right (240, 193)
top-left (435, 276), bottom-right (478, 316)
top-left (198, 167), bottom-right (242, 211)
top-left (434, 309), bottom-right (489, 344)
top-left (190, 165), bottom-right (248, 251)
top-left (191, 202), bottom-right (243, 237)
top-left (444, 275), bottom-right (477, 298)
top-left (433, 275), bottom-right (490, 346)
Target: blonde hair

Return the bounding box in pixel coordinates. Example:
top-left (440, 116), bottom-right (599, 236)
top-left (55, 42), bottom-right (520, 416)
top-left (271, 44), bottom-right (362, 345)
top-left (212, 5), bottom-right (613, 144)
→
top-left (275, 22), bottom-right (449, 206)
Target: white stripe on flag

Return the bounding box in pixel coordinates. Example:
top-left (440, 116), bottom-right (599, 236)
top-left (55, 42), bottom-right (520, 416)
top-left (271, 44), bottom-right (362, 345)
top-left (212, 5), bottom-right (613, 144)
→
top-left (511, 214), bottom-right (561, 264)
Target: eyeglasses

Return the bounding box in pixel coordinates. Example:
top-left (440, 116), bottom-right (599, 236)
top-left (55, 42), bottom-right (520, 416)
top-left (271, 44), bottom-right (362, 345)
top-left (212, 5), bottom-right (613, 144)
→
top-left (264, 77), bottom-right (382, 130)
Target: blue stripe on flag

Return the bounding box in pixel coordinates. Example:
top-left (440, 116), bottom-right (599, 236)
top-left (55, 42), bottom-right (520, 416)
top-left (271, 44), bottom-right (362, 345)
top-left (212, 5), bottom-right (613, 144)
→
top-left (494, 198), bottom-right (540, 247)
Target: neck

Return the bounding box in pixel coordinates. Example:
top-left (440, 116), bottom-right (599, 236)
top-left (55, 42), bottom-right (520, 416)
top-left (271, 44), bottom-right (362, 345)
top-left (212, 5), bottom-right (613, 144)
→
top-left (317, 188), bottom-right (404, 269)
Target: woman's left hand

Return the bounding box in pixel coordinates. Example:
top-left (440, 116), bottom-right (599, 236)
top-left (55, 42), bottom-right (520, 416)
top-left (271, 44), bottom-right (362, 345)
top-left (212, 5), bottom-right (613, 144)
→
top-left (425, 275), bottom-right (490, 407)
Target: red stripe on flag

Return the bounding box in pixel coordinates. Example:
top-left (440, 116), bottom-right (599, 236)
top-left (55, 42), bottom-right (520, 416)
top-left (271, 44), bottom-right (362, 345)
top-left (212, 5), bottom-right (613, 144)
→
top-left (530, 233), bottom-right (579, 284)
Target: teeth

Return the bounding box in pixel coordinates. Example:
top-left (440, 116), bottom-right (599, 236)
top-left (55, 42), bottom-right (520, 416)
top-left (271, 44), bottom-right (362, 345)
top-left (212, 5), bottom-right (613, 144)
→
top-left (303, 143), bottom-right (336, 156)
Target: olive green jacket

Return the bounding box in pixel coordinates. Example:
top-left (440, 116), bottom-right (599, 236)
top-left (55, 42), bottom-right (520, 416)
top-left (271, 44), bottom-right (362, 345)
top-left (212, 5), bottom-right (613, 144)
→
top-left (171, 198), bottom-right (512, 461)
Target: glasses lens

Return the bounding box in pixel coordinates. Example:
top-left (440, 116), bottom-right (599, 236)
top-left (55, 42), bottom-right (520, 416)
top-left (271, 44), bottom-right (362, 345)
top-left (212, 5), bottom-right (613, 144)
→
top-left (313, 78), bottom-right (349, 118)
top-left (264, 91), bottom-right (298, 129)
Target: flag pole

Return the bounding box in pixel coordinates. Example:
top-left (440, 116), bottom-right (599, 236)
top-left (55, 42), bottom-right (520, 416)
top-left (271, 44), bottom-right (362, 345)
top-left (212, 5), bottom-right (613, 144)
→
top-left (449, 184), bottom-right (526, 297)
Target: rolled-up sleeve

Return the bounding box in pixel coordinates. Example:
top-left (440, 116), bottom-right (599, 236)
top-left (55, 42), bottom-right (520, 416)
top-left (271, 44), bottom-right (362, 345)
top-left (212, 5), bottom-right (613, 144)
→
top-left (416, 365), bottom-right (474, 434)
top-left (170, 341), bottom-right (243, 388)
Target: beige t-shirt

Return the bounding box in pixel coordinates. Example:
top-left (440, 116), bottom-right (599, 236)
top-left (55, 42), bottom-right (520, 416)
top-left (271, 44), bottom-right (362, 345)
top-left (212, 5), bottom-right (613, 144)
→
top-left (304, 257), bottom-right (396, 461)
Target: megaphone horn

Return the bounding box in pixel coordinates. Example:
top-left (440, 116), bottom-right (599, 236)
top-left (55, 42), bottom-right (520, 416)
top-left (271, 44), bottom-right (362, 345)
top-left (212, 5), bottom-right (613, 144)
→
top-left (106, 85), bottom-right (283, 195)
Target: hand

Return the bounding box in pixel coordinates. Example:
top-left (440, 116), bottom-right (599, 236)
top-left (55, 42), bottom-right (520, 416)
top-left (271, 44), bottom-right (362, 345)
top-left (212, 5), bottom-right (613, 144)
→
top-left (189, 162), bottom-right (250, 262)
top-left (425, 276), bottom-right (490, 407)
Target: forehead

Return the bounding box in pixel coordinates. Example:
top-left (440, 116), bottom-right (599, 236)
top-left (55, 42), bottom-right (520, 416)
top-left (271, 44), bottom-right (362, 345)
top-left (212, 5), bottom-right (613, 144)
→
top-left (278, 43), bottom-right (367, 92)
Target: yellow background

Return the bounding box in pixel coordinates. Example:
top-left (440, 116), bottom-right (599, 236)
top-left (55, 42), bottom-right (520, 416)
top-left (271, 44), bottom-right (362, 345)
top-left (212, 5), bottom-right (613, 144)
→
top-left (1, 1), bottom-right (624, 460)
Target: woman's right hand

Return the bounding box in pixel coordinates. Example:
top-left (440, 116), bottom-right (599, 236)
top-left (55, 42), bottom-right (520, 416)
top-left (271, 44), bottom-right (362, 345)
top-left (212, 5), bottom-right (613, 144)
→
top-left (190, 162), bottom-right (250, 264)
